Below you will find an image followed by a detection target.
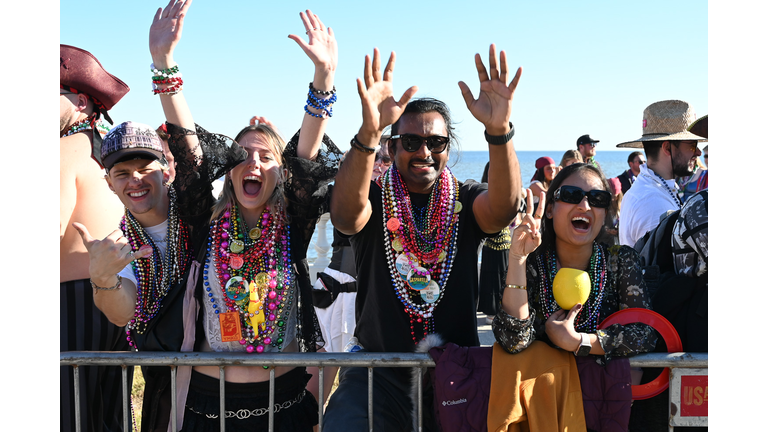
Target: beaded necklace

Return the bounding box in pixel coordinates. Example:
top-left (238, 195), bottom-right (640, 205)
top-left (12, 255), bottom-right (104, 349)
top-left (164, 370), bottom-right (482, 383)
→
top-left (642, 170), bottom-right (682, 209)
top-left (534, 242), bottom-right (607, 332)
top-left (61, 116), bottom-right (110, 138)
top-left (121, 186), bottom-right (191, 350)
top-left (381, 165), bottom-right (462, 344)
top-left (207, 202), bottom-right (293, 353)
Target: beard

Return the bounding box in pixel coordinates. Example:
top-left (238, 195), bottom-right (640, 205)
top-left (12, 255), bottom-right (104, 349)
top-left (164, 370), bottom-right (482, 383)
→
top-left (672, 154), bottom-right (695, 177)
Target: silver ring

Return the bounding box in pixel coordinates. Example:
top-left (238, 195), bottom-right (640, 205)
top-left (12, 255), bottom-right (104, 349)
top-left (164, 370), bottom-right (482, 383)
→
top-left (128, 250), bottom-right (135, 259)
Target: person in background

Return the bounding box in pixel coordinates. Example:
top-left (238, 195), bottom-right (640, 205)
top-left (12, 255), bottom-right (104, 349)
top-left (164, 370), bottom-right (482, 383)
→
top-left (60, 43), bottom-right (130, 432)
top-left (616, 151), bottom-right (645, 195)
top-left (529, 156), bottom-right (557, 211)
top-left (616, 100), bottom-right (705, 247)
top-left (577, 134), bottom-right (602, 172)
top-left (605, 177), bottom-right (623, 241)
top-left (559, 149), bottom-right (583, 170)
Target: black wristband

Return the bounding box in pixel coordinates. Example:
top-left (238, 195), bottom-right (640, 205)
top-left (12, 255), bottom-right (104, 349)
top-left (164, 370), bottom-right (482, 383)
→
top-left (350, 135), bottom-right (378, 154)
top-left (484, 122), bottom-right (515, 145)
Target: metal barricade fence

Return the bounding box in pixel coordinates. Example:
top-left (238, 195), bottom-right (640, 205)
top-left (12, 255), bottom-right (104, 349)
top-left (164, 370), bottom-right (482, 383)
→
top-left (61, 351), bottom-right (707, 432)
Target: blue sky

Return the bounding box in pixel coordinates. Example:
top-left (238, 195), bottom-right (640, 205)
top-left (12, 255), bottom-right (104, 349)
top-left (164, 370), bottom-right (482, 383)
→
top-left (57, 0), bottom-right (708, 152)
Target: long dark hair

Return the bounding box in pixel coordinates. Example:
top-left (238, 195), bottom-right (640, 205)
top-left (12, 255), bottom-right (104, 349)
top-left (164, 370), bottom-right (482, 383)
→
top-left (535, 163), bottom-right (616, 256)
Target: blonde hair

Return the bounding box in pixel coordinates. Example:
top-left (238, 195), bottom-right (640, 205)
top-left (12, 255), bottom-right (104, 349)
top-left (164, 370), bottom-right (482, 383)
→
top-left (559, 149), bottom-right (583, 167)
top-left (209, 124), bottom-right (288, 224)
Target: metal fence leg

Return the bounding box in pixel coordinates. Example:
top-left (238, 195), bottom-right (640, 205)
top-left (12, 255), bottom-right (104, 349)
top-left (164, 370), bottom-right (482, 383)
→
top-left (73, 366), bottom-right (81, 432)
top-left (170, 365), bottom-right (177, 432)
top-left (368, 367), bottom-right (373, 432)
top-left (219, 366), bottom-right (226, 431)
top-left (122, 365), bottom-right (130, 432)
top-left (318, 367), bottom-right (324, 432)
top-left (269, 367), bottom-right (276, 432)
top-left (417, 367), bottom-right (423, 432)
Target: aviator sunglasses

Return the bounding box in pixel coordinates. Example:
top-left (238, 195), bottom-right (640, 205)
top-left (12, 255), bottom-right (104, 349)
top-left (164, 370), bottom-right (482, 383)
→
top-left (554, 185), bottom-right (612, 208)
top-left (390, 134), bottom-right (450, 153)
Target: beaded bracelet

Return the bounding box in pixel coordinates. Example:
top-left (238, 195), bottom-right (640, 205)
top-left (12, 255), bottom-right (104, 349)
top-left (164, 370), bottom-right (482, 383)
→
top-left (305, 90), bottom-right (337, 118)
top-left (150, 63), bottom-right (180, 77)
top-left (309, 82), bottom-right (336, 96)
top-left (350, 135), bottom-right (378, 155)
top-left (504, 284), bottom-right (527, 291)
top-left (91, 275), bottom-right (123, 291)
top-left (151, 63), bottom-right (183, 95)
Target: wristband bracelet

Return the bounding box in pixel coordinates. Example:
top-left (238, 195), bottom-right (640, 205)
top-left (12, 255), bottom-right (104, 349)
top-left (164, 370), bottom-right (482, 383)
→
top-left (350, 135), bottom-right (378, 154)
top-left (91, 275), bottom-right (123, 291)
top-left (309, 82), bottom-right (336, 95)
top-left (504, 284), bottom-right (527, 291)
top-left (484, 122), bottom-right (515, 145)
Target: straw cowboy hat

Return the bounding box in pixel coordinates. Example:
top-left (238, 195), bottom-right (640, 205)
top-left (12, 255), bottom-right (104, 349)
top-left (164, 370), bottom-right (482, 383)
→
top-left (687, 114), bottom-right (708, 139)
top-left (616, 100), bottom-right (707, 148)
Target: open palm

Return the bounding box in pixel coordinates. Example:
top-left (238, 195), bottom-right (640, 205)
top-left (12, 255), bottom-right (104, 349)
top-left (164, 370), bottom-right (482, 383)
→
top-left (149, 0), bottom-right (192, 58)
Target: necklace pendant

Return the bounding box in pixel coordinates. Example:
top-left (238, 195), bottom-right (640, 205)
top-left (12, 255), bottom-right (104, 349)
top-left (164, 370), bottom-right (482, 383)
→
top-left (391, 237), bottom-right (403, 252)
top-left (229, 254), bottom-right (244, 269)
top-left (395, 254), bottom-right (414, 278)
top-left (407, 266), bottom-right (431, 291)
top-left (387, 217), bottom-right (401, 232)
top-left (230, 239), bottom-right (245, 253)
top-left (225, 276), bottom-right (248, 301)
top-left (219, 311), bottom-right (243, 342)
top-left (249, 227), bottom-right (262, 240)
top-left (420, 280), bottom-right (441, 303)
top-left (255, 272), bottom-right (270, 287)
top-left (453, 201), bottom-right (463, 214)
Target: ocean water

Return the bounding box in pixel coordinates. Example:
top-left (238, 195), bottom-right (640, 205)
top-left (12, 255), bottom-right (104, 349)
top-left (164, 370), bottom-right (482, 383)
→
top-left (306, 150), bottom-right (636, 262)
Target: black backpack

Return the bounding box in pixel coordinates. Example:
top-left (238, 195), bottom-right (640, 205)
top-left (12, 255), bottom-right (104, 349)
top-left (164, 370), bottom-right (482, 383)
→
top-left (632, 209), bottom-right (680, 298)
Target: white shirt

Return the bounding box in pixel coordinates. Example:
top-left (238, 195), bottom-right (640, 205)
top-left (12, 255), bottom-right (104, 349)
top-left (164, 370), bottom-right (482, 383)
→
top-left (118, 219), bottom-right (169, 287)
top-left (619, 164), bottom-right (681, 247)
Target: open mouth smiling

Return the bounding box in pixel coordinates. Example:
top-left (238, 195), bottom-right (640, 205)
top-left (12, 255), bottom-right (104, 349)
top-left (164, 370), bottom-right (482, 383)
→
top-left (571, 216), bottom-right (592, 232)
top-left (243, 174), bottom-right (263, 197)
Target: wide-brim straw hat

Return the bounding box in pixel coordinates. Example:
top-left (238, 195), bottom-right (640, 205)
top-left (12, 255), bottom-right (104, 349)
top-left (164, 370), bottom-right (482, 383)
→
top-left (687, 114), bottom-right (708, 139)
top-left (616, 100), bottom-right (708, 148)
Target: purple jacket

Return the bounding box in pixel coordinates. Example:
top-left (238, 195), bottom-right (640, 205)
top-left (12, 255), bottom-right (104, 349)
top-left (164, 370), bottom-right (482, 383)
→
top-left (576, 356), bottom-right (632, 432)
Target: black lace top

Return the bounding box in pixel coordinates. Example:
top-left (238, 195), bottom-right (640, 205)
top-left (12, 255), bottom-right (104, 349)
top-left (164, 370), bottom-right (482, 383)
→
top-left (166, 123), bottom-right (342, 352)
top-left (492, 244), bottom-right (658, 362)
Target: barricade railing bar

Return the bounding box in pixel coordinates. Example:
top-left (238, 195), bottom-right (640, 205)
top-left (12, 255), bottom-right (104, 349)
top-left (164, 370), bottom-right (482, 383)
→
top-left (61, 351), bottom-right (708, 432)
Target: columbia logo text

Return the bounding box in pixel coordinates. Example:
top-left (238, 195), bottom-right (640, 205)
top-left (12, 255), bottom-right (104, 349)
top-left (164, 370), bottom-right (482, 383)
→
top-left (442, 398), bottom-right (467, 406)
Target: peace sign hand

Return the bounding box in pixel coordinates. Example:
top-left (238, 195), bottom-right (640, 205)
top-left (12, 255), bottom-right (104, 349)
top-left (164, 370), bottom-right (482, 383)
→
top-left (72, 223), bottom-right (153, 286)
top-left (356, 48), bottom-right (418, 139)
top-left (288, 10), bottom-right (338, 74)
top-left (509, 188), bottom-right (545, 261)
top-left (149, 0), bottom-right (192, 64)
top-left (458, 44), bottom-right (522, 135)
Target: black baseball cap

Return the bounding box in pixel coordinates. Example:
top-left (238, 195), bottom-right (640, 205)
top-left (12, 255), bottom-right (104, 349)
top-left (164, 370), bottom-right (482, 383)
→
top-left (577, 134), bottom-right (599, 148)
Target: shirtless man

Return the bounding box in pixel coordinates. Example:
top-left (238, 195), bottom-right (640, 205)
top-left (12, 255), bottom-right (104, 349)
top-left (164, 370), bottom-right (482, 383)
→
top-left (60, 44), bottom-right (129, 432)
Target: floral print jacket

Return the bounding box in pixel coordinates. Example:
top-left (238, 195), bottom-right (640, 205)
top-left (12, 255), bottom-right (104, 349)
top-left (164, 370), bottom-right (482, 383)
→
top-left (492, 244), bottom-right (657, 361)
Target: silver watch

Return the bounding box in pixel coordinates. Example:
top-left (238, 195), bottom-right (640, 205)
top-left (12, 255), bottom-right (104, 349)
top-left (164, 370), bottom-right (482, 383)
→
top-left (574, 332), bottom-right (591, 357)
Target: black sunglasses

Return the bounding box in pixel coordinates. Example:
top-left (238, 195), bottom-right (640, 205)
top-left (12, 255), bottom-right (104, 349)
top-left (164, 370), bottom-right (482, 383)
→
top-left (390, 134), bottom-right (449, 153)
top-left (554, 185), bottom-right (612, 208)
top-left (375, 153), bottom-right (392, 165)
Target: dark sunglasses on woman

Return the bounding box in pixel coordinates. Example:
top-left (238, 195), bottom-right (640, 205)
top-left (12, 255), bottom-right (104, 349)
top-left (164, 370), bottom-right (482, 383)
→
top-left (389, 134), bottom-right (449, 153)
top-left (554, 185), bottom-right (612, 208)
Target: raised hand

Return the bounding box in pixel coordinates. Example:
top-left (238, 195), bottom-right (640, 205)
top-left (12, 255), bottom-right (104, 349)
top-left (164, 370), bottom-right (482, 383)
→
top-left (509, 188), bottom-right (545, 261)
top-left (458, 44), bottom-right (522, 135)
top-left (356, 48), bottom-right (418, 139)
top-left (545, 305), bottom-right (582, 352)
top-left (288, 10), bottom-right (337, 74)
top-left (249, 115), bottom-right (279, 132)
top-left (73, 223), bottom-right (153, 285)
top-left (149, 0), bottom-right (192, 62)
